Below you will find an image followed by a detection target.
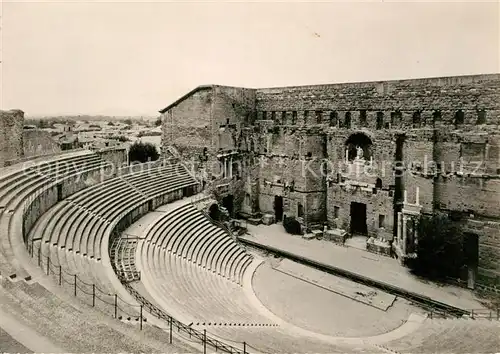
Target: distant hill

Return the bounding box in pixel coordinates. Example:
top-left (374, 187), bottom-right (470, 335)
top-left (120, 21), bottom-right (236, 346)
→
top-left (26, 115), bottom-right (158, 122)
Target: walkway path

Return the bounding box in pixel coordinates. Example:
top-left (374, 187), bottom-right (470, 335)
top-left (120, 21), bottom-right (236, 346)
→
top-left (0, 305), bottom-right (63, 353)
top-left (241, 224), bottom-right (487, 311)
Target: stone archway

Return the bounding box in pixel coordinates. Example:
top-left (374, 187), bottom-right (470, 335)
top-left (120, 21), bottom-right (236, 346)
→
top-left (208, 203), bottom-right (220, 221)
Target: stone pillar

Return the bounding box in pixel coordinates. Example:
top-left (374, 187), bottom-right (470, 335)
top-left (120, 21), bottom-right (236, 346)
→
top-left (229, 156), bottom-right (233, 178)
top-left (402, 216), bottom-right (408, 255)
top-left (396, 212), bottom-right (402, 244)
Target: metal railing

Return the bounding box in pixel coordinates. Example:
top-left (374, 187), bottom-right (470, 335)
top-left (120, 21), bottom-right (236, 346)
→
top-left (30, 239), bottom-right (254, 353)
top-left (30, 242), bottom-right (145, 327)
top-left (108, 230), bottom-right (257, 354)
top-left (118, 275), bottom-right (250, 354)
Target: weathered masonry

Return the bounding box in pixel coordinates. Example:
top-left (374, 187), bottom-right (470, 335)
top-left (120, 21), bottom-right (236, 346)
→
top-left (160, 74), bottom-right (500, 286)
top-left (0, 109), bottom-right (25, 167)
top-left (1, 109), bottom-right (63, 167)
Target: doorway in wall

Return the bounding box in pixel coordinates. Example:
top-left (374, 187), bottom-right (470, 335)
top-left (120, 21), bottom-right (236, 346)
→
top-left (222, 195), bottom-right (234, 217)
top-left (57, 183), bottom-right (63, 201)
top-left (274, 196), bottom-right (284, 222)
top-left (350, 202), bottom-right (368, 235)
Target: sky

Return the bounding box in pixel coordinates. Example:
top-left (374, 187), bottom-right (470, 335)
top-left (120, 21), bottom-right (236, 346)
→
top-left (1, 0), bottom-right (499, 117)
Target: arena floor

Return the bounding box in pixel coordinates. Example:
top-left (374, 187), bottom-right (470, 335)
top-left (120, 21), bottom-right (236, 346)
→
top-left (241, 223), bottom-right (487, 311)
top-left (252, 257), bottom-right (423, 338)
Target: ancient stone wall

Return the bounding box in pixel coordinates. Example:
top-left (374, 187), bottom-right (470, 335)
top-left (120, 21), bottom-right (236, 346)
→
top-left (0, 110), bottom-right (24, 167)
top-left (161, 74), bottom-right (500, 284)
top-left (95, 147), bottom-right (128, 171)
top-left (23, 129), bottom-right (61, 158)
top-left (161, 87), bottom-right (213, 157)
top-left (255, 74), bottom-right (499, 128)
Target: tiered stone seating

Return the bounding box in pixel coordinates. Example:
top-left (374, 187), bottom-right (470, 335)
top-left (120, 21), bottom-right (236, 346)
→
top-left (0, 150), bottom-right (107, 279)
top-left (29, 162), bottom-right (198, 316)
top-left (144, 203), bottom-right (252, 284)
top-left (384, 318), bottom-right (500, 353)
top-left (139, 230), bottom-right (383, 353)
top-left (0, 152), bottom-right (199, 352)
top-left (3, 150), bottom-right (498, 354)
top-left (122, 163), bottom-right (197, 199)
top-left (141, 236), bottom-right (273, 326)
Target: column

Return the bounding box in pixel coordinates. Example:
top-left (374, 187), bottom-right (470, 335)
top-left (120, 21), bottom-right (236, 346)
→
top-left (229, 156), bottom-right (233, 178)
top-left (402, 216), bottom-right (408, 255)
top-left (396, 212), bottom-right (402, 244)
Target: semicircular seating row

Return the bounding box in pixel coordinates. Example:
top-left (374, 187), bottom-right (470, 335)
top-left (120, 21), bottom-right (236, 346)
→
top-left (144, 203), bottom-right (252, 285)
top-left (0, 150), bottom-right (110, 280)
top-left (139, 202), bottom-right (271, 325)
top-left (139, 230), bottom-right (383, 353)
top-left (0, 151), bottom-right (197, 352)
top-left (29, 162), bottom-right (199, 311)
top-left (3, 151), bottom-right (497, 354)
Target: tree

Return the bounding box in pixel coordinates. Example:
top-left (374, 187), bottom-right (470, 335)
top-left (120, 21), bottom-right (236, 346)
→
top-left (408, 213), bottom-right (465, 280)
top-left (283, 215), bottom-right (302, 235)
top-left (128, 141), bottom-right (159, 163)
top-left (37, 119), bottom-right (49, 129)
top-left (155, 116), bottom-right (162, 127)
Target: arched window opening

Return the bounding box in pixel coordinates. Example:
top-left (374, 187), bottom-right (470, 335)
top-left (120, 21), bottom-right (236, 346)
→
top-left (345, 133), bottom-right (373, 161)
top-left (375, 178), bottom-right (382, 189)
